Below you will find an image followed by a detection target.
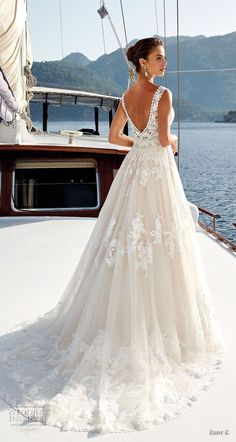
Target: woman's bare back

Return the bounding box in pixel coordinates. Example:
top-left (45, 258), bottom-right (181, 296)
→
top-left (123, 85), bottom-right (161, 133)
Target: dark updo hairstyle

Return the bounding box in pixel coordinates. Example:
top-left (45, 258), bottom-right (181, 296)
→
top-left (126, 37), bottom-right (163, 73)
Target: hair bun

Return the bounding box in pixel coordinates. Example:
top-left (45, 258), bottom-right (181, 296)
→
top-left (126, 45), bottom-right (135, 63)
top-left (125, 37), bottom-right (163, 74)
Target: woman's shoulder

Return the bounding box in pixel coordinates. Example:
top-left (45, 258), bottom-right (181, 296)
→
top-left (159, 85), bottom-right (172, 95)
top-left (159, 86), bottom-right (172, 101)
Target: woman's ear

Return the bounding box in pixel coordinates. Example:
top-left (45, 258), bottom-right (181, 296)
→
top-left (138, 58), bottom-right (146, 69)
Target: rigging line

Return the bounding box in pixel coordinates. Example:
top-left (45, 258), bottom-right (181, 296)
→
top-left (162, 0), bottom-right (167, 48)
top-left (100, 1), bottom-right (107, 54)
top-left (162, 0), bottom-right (167, 87)
top-left (154, 0), bottom-right (159, 35)
top-left (119, 0), bottom-right (131, 87)
top-left (119, 0), bottom-right (128, 45)
top-left (97, 3), bottom-right (130, 88)
top-left (59, 0), bottom-right (64, 60)
top-left (99, 1), bottom-right (110, 95)
top-left (176, 0), bottom-right (180, 171)
top-left (166, 67), bottom-right (236, 73)
top-left (97, 4), bottom-right (129, 68)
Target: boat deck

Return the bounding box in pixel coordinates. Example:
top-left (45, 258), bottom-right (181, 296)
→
top-left (0, 132), bottom-right (130, 154)
top-left (0, 217), bottom-right (235, 441)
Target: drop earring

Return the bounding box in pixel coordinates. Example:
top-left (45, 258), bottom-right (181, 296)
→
top-left (144, 66), bottom-right (148, 78)
top-left (128, 65), bottom-right (135, 82)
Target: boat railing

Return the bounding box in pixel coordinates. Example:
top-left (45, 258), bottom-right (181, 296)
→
top-left (198, 206), bottom-right (221, 231)
top-left (198, 206), bottom-right (236, 254)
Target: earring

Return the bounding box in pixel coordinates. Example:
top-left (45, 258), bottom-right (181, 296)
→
top-left (144, 66), bottom-right (148, 78)
top-left (128, 66), bottom-right (135, 82)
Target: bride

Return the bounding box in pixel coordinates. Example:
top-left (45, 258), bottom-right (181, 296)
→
top-left (0, 37), bottom-right (224, 435)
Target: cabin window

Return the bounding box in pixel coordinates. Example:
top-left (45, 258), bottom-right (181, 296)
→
top-left (12, 160), bottom-right (99, 210)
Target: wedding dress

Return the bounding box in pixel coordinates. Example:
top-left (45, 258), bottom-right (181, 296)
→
top-left (0, 85), bottom-right (224, 434)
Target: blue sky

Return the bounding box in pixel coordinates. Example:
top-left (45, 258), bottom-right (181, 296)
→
top-left (28, 0), bottom-right (236, 62)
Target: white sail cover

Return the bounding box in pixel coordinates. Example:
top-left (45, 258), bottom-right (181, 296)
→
top-left (0, 68), bottom-right (20, 122)
top-left (0, 0), bottom-right (32, 113)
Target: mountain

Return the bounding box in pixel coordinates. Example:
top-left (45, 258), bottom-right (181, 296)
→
top-left (30, 31), bottom-right (236, 122)
top-left (61, 52), bottom-right (91, 67)
top-left (32, 60), bottom-right (120, 94)
top-left (163, 31), bottom-right (236, 111)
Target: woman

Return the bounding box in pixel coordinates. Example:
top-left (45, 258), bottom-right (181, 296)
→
top-left (0, 37), bottom-right (224, 435)
top-left (109, 37), bottom-right (178, 155)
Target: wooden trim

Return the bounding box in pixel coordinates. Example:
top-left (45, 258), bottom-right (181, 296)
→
top-left (0, 144), bottom-right (130, 155)
top-left (5, 209), bottom-right (100, 217)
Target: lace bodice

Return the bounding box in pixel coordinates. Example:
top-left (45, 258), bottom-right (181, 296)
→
top-left (121, 86), bottom-right (175, 147)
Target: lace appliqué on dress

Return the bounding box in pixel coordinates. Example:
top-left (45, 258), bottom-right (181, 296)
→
top-left (123, 147), bottom-right (167, 186)
top-left (101, 210), bottom-right (194, 275)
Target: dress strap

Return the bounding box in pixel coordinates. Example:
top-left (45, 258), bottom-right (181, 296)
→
top-left (153, 86), bottom-right (167, 105)
top-left (121, 92), bottom-right (130, 120)
top-left (150, 86), bottom-right (168, 117)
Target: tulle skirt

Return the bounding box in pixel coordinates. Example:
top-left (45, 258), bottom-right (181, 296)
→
top-left (0, 143), bottom-right (224, 434)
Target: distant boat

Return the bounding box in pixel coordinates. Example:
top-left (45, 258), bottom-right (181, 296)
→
top-left (215, 110), bottom-right (236, 123)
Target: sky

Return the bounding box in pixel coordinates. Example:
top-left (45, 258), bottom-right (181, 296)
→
top-left (28, 0), bottom-right (236, 62)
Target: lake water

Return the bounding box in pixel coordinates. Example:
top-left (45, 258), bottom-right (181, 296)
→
top-left (34, 120), bottom-right (236, 244)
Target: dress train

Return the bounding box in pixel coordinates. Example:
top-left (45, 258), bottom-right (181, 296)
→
top-left (0, 85), bottom-right (224, 434)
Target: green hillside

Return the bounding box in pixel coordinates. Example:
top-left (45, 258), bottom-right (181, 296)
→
top-left (30, 32), bottom-right (236, 122)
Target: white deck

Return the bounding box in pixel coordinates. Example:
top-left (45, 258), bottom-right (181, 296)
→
top-left (0, 217), bottom-right (235, 441)
top-left (0, 130), bottom-right (128, 151)
top-left (31, 133), bottom-right (125, 149)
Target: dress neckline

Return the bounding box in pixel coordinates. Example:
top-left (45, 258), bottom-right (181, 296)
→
top-left (122, 86), bottom-right (162, 134)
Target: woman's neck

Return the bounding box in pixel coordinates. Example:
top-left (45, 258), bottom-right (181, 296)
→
top-left (135, 74), bottom-right (157, 90)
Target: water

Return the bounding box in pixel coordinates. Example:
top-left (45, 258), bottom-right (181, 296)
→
top-left (33, 120), bottom-right (236, 244)
top-left (172, 122), bottom-right (236, 244)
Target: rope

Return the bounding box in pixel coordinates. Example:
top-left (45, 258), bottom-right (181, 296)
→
top-left (24, 61), bottom-right (37, 88)
top-left (176, 0), bottom-right (180, 171)
top-left (154, 0), bottom-right (159, 35)
top-left (163, 0), bottom-right (167, 48)
top-left (119, 0), bottom-right (128, 45)
top-left (20, 109), bottom-right (32, 131)
top-left (99, 1), bottom-right (111, 95)
top-left (162, 0), bottom-right (167, 87)
top-left (59, 0), bottom-right (64, 59)
top-left (119, 0), bottom-right (131, 86)
top-left (166, 67), bottom-right (236, 73)
top-left (100, 1), bottom-right (107, 55)
top-left (97, 2), bottom-right (131, 88)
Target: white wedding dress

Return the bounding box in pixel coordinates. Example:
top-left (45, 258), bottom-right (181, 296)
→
top-left (0, 85), bottom-right (224, 434)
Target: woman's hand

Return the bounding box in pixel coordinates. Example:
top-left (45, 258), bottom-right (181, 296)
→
top-left (171, 134), bottom-right (178, 155)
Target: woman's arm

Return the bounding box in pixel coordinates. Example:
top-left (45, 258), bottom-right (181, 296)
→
top-left (108, 102), bottom-right (134, 147)
top-left (158, 88), bottom-right (177, 149)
